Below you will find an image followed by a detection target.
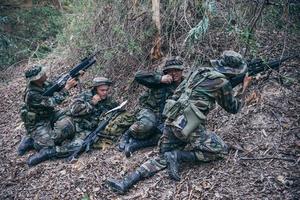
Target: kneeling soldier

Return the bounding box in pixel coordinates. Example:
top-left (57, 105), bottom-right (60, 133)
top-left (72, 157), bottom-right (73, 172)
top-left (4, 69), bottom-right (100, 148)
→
top-left (107, 50), bottom-right (249, 193)
top-left (119, 56), bottom-right (184, 157)
top-left (19, 65), bottom-right (77, 166)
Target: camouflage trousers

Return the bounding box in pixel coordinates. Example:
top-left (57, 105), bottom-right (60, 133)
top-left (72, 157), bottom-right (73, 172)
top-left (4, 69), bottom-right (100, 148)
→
top-left (56, 112), bottom-right (134, 156)
top-left (129, 108), bottom-right (163, 140)
top-left (136, 124), bottom-right (228, 178)
top-left (29, 113), bottom-right (75, 150)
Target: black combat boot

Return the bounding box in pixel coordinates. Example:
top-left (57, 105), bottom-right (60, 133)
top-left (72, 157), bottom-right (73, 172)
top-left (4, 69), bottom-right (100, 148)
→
top-left (27, 147), bottom-right (57, 167)
top-left (164, 151), bottom-right (196, 181)
top-left (124, 135), bottom-right (160, 158)
top-left (17, 136), bottom-right (34, 156)
top-left (106, 170), bottom-right (142, 194)
top-left (118, 130), bottom-right (132, 152)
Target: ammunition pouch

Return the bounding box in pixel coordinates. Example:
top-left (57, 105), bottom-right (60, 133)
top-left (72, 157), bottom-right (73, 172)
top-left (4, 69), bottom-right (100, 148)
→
top-left (181, 103), bottom-right (206, 138)
top-left (162, 99), bottom-right (182, 120)
top-left (20, 105), bottom-right (36, 127)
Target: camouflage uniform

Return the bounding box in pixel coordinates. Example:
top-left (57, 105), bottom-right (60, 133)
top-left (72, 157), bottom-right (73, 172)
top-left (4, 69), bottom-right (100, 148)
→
top-left (21, 72), bottom-right (75, 150)
top-left (26, 76), bottom-right (133, 166)
top-left (137, 67), bottom-right (240, 177)
top-left (130, 70), bottom-right (180, 139)
top-left (107, 51), bottom-right (247, 194)
top-left (67, 89), bottom-right (133, 150)
top-left (119, 57), bottom-right (185, 157)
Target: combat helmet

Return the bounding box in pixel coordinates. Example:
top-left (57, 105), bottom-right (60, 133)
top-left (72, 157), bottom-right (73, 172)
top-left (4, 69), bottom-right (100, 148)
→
top-left (25, 65), bottom-right (48, 82)
top-left (210, 50), bottom-right (247, 77)
top-left (92, 77), bottom-right (112, 87)
top-left (163, 56), bottom-right (184, 73)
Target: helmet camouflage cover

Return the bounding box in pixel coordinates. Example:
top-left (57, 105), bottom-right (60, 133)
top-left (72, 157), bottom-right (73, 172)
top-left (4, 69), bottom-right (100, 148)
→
top-left (92, 77), bottom-right (112, 87)
top-left (210, 50), bottom-right (247, 77)
top-left (25, 65), bottom-right (48, 82)
top-left (163, 56), bottom-right (184, 73)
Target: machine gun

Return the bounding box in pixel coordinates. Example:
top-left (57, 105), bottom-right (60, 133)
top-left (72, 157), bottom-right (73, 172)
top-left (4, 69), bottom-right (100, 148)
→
top-left (43, 51), bottom-right (101, 96)
top-left (230, 55), bottom-right (298, 88)
top-left (67, 100), bottom-right (128, 161)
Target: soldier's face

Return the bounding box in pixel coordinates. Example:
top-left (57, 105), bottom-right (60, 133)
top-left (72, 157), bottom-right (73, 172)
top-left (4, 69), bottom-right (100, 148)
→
top-left (166, 69), bottom-right (183, 84)
top-left (96, 85), bottom-right (109, 99)
top-left (40, 74), bottom-right (48, 82)
top-left (35, 74), bottom-right (47, 85)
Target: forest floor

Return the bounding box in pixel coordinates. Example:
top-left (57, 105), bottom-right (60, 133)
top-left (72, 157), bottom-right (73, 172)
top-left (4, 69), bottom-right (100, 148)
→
top-left (0, 47), bottom-right (299, 199)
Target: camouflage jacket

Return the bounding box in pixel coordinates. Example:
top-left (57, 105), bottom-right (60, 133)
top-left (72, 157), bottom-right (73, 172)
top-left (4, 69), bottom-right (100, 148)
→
top-left (20, 81), bottom-right (69, 132)
top-left (135, 70), bottom-right (182, 116)
top-left (68, 90), bottom-right (119, 131)
top-left (165, 68), bottom-right (241, 122)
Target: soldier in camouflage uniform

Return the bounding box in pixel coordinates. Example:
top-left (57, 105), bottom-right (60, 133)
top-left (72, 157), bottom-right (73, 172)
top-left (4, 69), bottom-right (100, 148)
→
top-left (68, 77), bottom-right (133, 150)
top-left (118, 56), bottom-right (185, 157)
top-left (18, 65), bottom-right (78, 166)
top-left (107, 50), bottom-right (249, 194)
top-left (27, 77), bottom-right (133, 166)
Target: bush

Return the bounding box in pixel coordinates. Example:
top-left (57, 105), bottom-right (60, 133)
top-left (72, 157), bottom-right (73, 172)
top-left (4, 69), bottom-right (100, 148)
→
top-left (0, 5), bottom-right (63, 69)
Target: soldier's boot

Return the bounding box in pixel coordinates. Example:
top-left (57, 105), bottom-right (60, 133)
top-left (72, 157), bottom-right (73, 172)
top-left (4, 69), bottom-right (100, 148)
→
top-left (118, 130), bottom-right (132, 152)
top-left (106, 170), bottom-right (142, 194)
top-left (124, 135), bottom-right (159, 158)
top-left (27, 147), bottom-right (57, 167)
top-left (17, 136), bottom-right (34, 156)
top-left (164, 151), bottom-right (196, 181)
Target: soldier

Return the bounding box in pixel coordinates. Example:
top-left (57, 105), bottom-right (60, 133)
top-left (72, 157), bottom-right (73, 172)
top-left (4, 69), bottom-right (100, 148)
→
top-left (107, 50), bottom-right (250, 193)
top-left (118, 56), bottom-right (184, 157)
top-left (68, 77), bottom-right (133, 150)
top-left (26, 76), bottom-right (133, 166)
top-left (19, 65), bottom-right (78, 166)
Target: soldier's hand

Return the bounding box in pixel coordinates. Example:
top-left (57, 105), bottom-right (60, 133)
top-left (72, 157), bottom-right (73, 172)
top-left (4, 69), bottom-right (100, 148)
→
top-left (92, 94), bottom-right (102, 105)
top-left (161, 74), bottom-right (173, 84)
top-left (242, 73), bottom-right (252, 94)
top-left (65, 78), bottom-right (78, 90)
top-left (78, 70), bottom-right (85, 76)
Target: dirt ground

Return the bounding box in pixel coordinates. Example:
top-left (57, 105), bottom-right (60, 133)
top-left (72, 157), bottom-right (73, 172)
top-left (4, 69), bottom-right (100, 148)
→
top-left (0, 52), bottom-right (299, 200)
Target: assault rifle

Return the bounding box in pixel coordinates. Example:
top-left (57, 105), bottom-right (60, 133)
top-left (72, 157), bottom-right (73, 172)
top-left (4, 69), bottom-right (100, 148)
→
top-left (43, 51), bottom-right (101, 96)
top-left (230, 55), bottom-right (298, 88)
top-left (67, 100), bottom-right (128, 161)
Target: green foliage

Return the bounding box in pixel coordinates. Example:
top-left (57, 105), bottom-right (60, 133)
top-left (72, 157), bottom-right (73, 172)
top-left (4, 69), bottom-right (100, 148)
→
top-left (56, 0), bottom-right (94, 49)
top-left (262, 3), bottom-right (300, 33)
top-left (185, 0), bottom-right (216, 44)
top-left (186, 16), bottom-right (209, 43)
top-left (0, 6), bottom-right (63, 69)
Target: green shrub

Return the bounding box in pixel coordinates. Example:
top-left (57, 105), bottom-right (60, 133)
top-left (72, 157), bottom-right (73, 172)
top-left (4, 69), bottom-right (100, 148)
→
top-left (0, 6), bottom-right (63, 69)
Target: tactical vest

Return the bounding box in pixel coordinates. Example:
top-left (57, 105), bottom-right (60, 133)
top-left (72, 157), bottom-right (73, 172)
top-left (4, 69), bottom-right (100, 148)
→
top-left (163, 68), bottom-right (226, 137)
top-left (139, 84), bottom-right (177, 115)
top-left (20, 82), bottom-right (56, 131)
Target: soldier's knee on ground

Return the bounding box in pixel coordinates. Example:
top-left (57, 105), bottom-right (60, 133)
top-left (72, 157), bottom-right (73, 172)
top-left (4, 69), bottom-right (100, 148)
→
top-left (196, 132), bottom-right (228, 154)
top-left (194, 151), bottom-right (225, 162)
